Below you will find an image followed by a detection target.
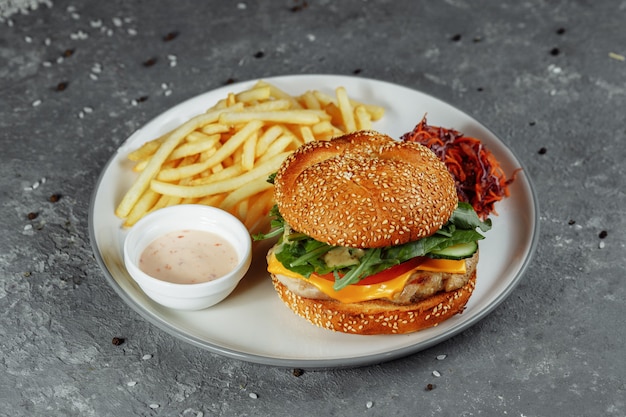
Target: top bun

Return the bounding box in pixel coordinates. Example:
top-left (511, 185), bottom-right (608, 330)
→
top-left (273, 130), bottom-right (458, 248)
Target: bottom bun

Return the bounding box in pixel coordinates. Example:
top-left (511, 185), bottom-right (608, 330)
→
top-left (271, 271), bottom-right (476, 335)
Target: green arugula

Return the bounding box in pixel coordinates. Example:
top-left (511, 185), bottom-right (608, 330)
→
top-left (254, 202), bottom-right (491, 291)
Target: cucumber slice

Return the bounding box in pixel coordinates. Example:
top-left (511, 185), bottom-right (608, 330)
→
top-left (429, 241), bottom-right (478, 260)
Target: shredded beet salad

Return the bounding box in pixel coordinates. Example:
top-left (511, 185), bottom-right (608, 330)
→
top-left (401, 116), bottom-right (519, 220)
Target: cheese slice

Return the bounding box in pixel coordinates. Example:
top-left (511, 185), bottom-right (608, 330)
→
top-left (267, 254), bottom-right (466, 304)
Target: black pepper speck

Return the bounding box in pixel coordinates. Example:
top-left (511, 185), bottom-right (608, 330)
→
top-left (292, 368), bottom-right (304, 377)
top-left (254, 51), bottom-right (265, 58)
top-left (290, 0), bottom-right (308, 12)
top-left (143, 57), bottom-right (158, 67)
top-left (556, 28), bottom-right (566, 35)
top-left (27, 212), bottom-right (38, 220)
top-left (163, 31), bottom-right (179, 42)
top-left (425, 383), bottom-right (436, 391)
top-left (56, 81), bottom-right (69, 92)
top-left (49, 193), bottom-right (61, 203)
top-left (550, 47), bottom-right (560, 56)
top-left (451, 34), bottom-right (462, 42)
top-left (538, 147), bottom-right (547, 154)
top-left (599, 230), bottom-right (608, 239)
top-left (568, 219), bottom-right (576, 225)
top-left (112, 337), bottom-right (125, 346)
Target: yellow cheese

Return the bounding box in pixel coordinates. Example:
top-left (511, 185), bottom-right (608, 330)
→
top-left (267, 254), bottom-right (466, 304)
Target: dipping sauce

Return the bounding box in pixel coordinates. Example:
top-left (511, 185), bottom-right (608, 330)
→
top-left (139, 229), bottom-right (238, 284)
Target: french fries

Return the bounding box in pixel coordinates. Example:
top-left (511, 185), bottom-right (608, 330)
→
top-left (115, 81), bottom-right (385, 231)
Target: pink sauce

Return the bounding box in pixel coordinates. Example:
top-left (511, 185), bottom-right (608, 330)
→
top-left (139, 229), bottom-right (238, 284)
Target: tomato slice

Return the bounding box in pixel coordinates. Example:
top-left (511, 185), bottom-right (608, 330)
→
top-left (317, 257), bottom-right (426, 286)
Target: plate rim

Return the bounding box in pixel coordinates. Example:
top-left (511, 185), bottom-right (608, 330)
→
top-left (88, 74), bottom-right (540, 369)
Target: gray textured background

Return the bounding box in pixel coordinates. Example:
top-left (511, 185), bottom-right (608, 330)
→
top-left (1, 0), bottom-right (624, 416)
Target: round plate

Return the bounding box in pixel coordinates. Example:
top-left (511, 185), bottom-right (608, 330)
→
top-left (89, 75), bottom-right (539, 369)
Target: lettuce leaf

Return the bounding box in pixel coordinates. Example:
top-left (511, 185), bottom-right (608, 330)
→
top-left (255, 202), bottom-right (491, 291)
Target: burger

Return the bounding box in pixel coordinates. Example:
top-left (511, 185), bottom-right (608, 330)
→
top-left (256, 130), bottom-right (491, 335)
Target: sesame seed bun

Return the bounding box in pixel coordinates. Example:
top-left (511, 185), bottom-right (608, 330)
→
top-left (273, 130), bottom-right (458, 248)
top-left (270, 265), bottom-right (476, 335)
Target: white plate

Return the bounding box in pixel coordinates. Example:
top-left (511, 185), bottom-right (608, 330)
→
top-left (89, 75), bottom-right (539, 368)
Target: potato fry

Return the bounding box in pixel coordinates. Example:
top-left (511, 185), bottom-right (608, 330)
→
top-left (219, 110), bottom-right (320, 125)
top-left (115, 110), bottom-right (226, 218)
top-left (349, 99), bottom-right (385, 121)
top-left (168, 134), bottom-right (220, 160)
top-left (132, 159), bottom-right (149, 172)
top-left (312, 90), bottom-right (335, 107)
top-left (150, 193), bottom-right (175, 213)
top-left (236, 199), bottom-right (249, 221)
top-left (197, 193), bottom-right (227, 207)
top-left (190, 164), bottom-right (243, 185)
top-left (185, 131), bottom-right (216, 143)
top-left (253, 125), bottom-right (282, 157)
top-left (235, 86), bottom-right (271, 103)
top-left (200, 123), bottom-right (230, 136)
top-left (226, 92), bottom-right (236, 107)
top-left (256, 133), bottom-right (297, 163)
top-left (355, 105), bottom-right (372, 131)
top-left (300, 90), bottom-right (322, 110)
top-left (116, 81), bottom-right (384, 229)
top-left (220, 176), bottom-right (274, 211)
top-left (244, 99), bottom-right (293, 112)
top-left (241, 131), bottom-right (258, 171)
top-left (255, 80), bottom-right (303, 109)
top-left (123, 188), bottom-right (160, 228)
top-left (150, 151), bottom-right (290, 199)
top-left (244, 188), bottom-right (275, 230)
top-left (336, 87), bottom-right (356, 132)
top-left (300, 126), bottom-right (315, 143)
top-left (127, 136), bottom-right (165, 161)
top-left (312, 120), bottom-right (343, 138)
top-left (156, 120), bottom-right (263, 181)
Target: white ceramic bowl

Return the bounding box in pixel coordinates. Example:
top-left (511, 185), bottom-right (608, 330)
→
top-left (123, 205), bottom-right (252, 310)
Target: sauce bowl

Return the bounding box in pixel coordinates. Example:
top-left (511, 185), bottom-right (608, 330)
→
top-left (123, 205), bottom-right (252, 310)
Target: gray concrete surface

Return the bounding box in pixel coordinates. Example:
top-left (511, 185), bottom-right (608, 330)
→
top-left (1, 0), bottom-right (624, 416)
